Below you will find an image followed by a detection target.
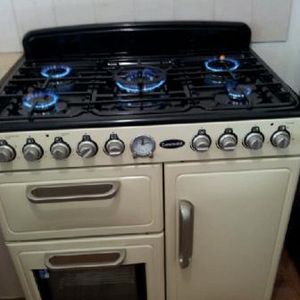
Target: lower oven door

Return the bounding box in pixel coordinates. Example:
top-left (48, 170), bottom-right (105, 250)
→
top-left (7, 233), bottom-right (164, 300)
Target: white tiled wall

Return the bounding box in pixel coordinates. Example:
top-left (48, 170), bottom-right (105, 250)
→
top-left (0, 0), bottom-right (293, 52)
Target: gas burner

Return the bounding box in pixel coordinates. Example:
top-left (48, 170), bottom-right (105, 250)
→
top-left (226, 81), bottom-right (252, 101)
top-left (47, 81), bottom-right (74, 92)
top-left (41, 65), bottom-right (72, 79)
top-left (117, 100), bottom-right (165, 110)
top-left (115, 66), bottom-right (166, 93)
top-left (22, 91), bottom-right (59, 111)
top-left (205, 74), bottom-right (227, 85)
top-left (205, 56), bottom-right (240, 73)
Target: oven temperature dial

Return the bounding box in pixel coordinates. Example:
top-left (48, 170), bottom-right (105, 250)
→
top-left (105, 134), bottom-right (125, 157)
top-left (218, 129), bottom-right (238, 151)
top-left (0, 140), bottom-right (16, 163)
top-left (23, 138), bottom-right (43, 161)
top-left (244, 127), bottom-right (264, 150)
top-left (191, 130), bottom-right (211, 152)
top-left (77, 135), bottom-right (98, 158)
top-left (271, 126), bottom-right (291, 149)
top-left (131, 136), bottom-right (156, 158)
top-left (51, 137), bottom-right (71, 160)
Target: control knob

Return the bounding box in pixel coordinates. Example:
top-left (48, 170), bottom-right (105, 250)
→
top-left (23, 138), bottom-right (43, 161)
top-left (271, 126), bottom-right (291, 149)
top-left (105, 134), bottom-right (125, 157)
top-left (244, 127), bottom-right (264, 150)
top-left (218, 129), bottom-right (238, 151)
top-left (191, 130), bottom-right (211, 152)
top-left (51, 137), bottom-right (71, 160)
top-left (77, 135), bottom-right (98, 158)
top-left (0, 140), bottom-right (16, 163)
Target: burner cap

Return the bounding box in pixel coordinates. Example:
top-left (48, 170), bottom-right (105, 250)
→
top-left (115, 66), bottom-right (166, 93)
top-left (226, 81), bottom-right (252, 101)
top-left (205, 74), bottom-right (227, 85)
top-left (41, 65), bottom-right (72, 79)
top-left (117, 100), bottom-right (165, 110)
top-left (23, 91), bottom-right (59, 111)
top-left (205, 57), bottom-right (240, 72)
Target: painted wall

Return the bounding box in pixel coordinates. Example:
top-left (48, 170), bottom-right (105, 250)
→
top-left (252, 0), bottom-right (300, 93)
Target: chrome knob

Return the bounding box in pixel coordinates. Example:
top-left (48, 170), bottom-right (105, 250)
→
top-left (271, 126), bottom-right (290, 149)
top-left (23, 138), bottom-right (43, 161)
top-left (105, 134), bottom-right (125, 157)
top-left (77, 135), bottom-right (98, 158)
top-left (244, 128), bottom-right (264, 150)
top-left (0, 140), bottom-right (16, 163)
top-left (191, 130), bottom-right (211, 152)
top-left (218, 129), bottom-right (238, 151)
top-left (51, 137), bottom-right (71, 160)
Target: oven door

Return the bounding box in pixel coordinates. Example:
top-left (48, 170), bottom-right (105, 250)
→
top-left (7, 233), bottom-right (164, 300)
top-left (0, 164), bottom-right (163, 241)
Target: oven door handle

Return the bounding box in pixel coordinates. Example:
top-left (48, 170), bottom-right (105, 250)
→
top-left (179, 200), bottom-right (195, 269)
top-left (26, 181), bottom-right (120, 203)
top-left (45, 250), bottom-right (126, 270)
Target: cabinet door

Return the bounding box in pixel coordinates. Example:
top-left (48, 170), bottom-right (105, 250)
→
top-left (165, 158), bottom-right (300, 300)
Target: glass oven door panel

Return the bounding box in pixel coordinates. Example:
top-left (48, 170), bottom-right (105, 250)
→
top-left (33, 264), bottom-right (147, 300)
top-left (8, 234), bottom-right (164, 300)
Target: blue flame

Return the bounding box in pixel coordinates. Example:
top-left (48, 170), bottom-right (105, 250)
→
top-left (117, 68), bottom-right (166, 93)
top-left (205, 57), bottom-right (240, 72)
top-left (41, 65), bottom-right (72, 79)
top-left (226, 81), bottom-right (252, 101)
top-left (116, 80), bottom-right (165, 93)
top-left (23, 92), bottom-right (59, 111)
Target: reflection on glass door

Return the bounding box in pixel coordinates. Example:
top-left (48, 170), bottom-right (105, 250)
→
top-left (34, 264), bottom-right (147, 300)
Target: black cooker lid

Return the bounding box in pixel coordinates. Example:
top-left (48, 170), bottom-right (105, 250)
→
top-left (23, 21), bottom-right (251, 60)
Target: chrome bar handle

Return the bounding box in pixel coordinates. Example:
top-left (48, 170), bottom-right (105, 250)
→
top-left (27, 181), bottom-right (120, 203)
top-left (45, 250), bottom-right (126, 270)
top-left (179, 200), bottom-right (194, 269)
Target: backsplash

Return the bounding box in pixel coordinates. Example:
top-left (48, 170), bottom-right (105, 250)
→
top-left (0, 0), bottom-right (293, 52)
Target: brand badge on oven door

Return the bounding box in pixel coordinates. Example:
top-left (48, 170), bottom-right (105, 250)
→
top-left (160, 139), bottom-right (185, 149)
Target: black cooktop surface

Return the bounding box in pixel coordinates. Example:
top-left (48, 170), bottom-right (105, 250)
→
top-left (0, 22), bottom-right (299, 132)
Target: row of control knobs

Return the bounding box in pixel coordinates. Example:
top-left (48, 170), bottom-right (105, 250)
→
top-left (191, 126), bottom-right (290, 152)
top-left (0, 134), bottom-right (125, 162)
top-left (0, 126), bottom-right (291, 163)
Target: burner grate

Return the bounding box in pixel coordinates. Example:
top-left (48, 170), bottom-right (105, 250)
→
top-left (0, 51), bottom-right (299, 130)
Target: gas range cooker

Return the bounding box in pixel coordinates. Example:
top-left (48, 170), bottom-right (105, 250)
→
top-left (3, 23), bottom-right (300, 300)
top-left (0, 21), bottom-right (300, 169)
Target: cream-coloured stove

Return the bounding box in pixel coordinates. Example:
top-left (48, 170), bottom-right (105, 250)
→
top-left (1, 22), bottom-right (300, 300)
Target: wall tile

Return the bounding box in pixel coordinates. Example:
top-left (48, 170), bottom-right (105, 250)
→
top-left (0, 0), bottom-right (21, 52)
top-left (214, 0), bottom-right (252, 25)
top-left (134, 0), bottom-right (174, 21)
top-left (95, 0), bottom-right (135, 23)
top-left (53, 0), bottom-right (96, 26)
top-left (252, 0), bottom-right (292, 42)
top-left (0, 0), bottom-right (295, 53)
top-left (174, 0), bottom-right (214, 20)
top-left (13, 0), bottom-right (56, 37)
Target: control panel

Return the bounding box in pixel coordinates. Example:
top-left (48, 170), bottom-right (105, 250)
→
top-left (0, 118), bottom-right (297, 171)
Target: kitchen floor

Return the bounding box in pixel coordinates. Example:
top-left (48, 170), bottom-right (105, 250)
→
top-left (273, 250), bottom-right (300, 300)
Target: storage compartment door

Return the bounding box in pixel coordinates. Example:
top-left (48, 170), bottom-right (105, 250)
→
top-left (165, 158), bottom-right (300, 300)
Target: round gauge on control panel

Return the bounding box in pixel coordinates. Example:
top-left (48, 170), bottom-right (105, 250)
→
top-left (131, 136), bottom-right (156, 158)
